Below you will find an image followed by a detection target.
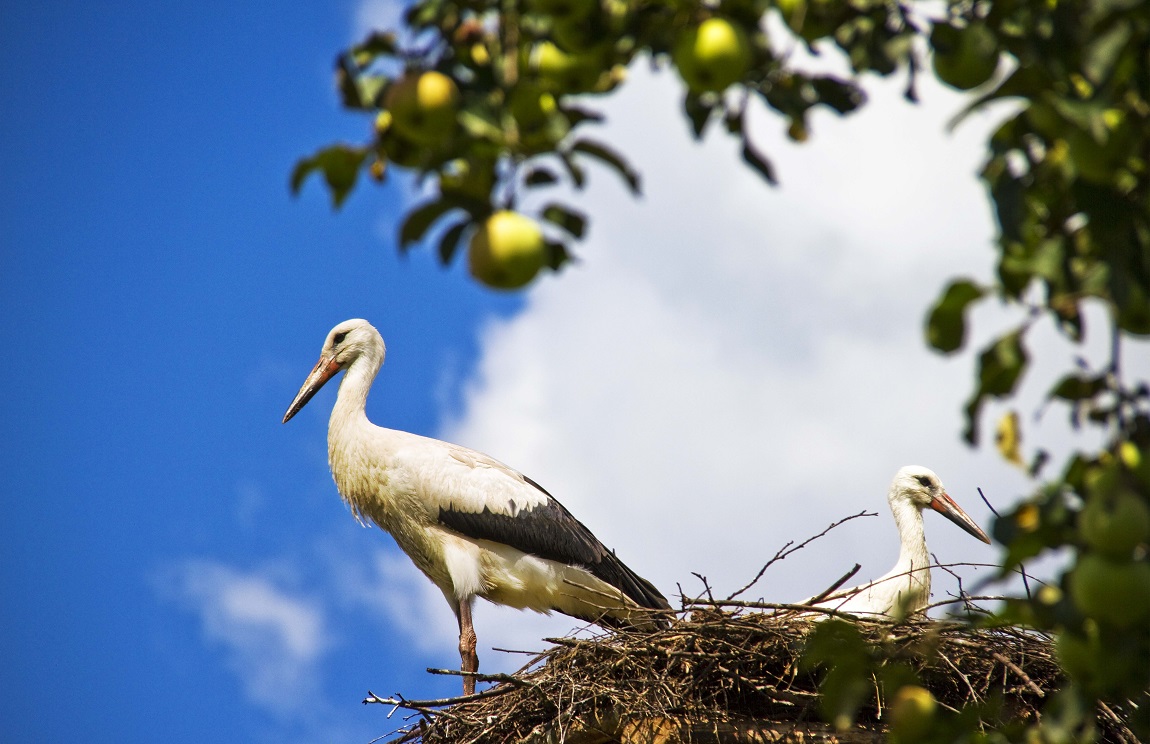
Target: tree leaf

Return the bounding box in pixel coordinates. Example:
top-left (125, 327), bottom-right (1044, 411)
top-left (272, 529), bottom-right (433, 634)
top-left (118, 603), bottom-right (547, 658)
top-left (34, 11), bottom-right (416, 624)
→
top-left (524, 167), bottom-right (560, 187)
top-left (557, 151), bottom-right (586, 190)
top-left (290, 145), bottom-right (368, 209)
top-left (684, 93), bottom-right (714, 140)
top-left (437, 218), bottom-right (471, 265)
top-left (925, 279), bottom-right (985, 353)
top-left (1048, 373), bottom-right (1106, 401)
top-left (545, 238), bottom-right (572, 271)
top-left (570, 138), bottom-right (641, 195)
top-left (741, 137), bottom-right (778, 186)
top-left (811, 75), bottom-right (866, 115)
top-left (399, 198), bottom-right (457, 250)
top-left (977, 331), bottom-right (1029, 397)
top-left (350, 31), bottom-right (398, 68)
top-left (458, 108), bottom-right (504, 141)
top-left (541, 203), bottom-right (586, 239)
top-left (964, 330), bottom-right (1030, 445)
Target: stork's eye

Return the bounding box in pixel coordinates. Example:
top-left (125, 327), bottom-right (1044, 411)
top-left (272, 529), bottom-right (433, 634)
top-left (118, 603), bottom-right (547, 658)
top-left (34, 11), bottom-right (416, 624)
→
top-left (333, 332), bottom-right (347, 345)
top-left (916, 475), bottom-right (932, 488)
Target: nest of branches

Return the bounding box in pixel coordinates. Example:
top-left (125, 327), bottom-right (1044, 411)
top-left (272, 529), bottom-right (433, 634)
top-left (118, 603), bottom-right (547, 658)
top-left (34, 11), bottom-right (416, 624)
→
top-left (371, 601), bottom-right (1137, 744)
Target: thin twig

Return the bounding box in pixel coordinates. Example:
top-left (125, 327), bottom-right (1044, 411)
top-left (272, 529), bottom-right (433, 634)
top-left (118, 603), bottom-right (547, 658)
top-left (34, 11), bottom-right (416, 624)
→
top-left (425, 668), bottom-right (535, 687)
top-left (978, 487), bottom-right (1000, 518)
top-left (727, 510), bottom-right (877, 600)
top-left (804, 563), bottom-right (862, 606)
top-left (364, 684), bottom-right (514, 711)
top-left (991, 652), bottom-right (1045, 698)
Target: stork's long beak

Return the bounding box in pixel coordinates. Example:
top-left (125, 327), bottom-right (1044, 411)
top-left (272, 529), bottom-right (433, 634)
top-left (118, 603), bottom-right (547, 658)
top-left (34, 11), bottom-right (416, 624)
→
top-left (282, 355), bottom-right (342, 424)
top-left (929, 491), bottom-right (992, 544)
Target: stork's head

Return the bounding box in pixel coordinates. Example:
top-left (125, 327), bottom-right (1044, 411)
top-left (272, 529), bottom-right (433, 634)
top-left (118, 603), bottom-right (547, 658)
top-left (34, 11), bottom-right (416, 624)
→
top-left (890, 465), bottom-right (991, 544)
top-left (282, 319), bottom-right (385, 423)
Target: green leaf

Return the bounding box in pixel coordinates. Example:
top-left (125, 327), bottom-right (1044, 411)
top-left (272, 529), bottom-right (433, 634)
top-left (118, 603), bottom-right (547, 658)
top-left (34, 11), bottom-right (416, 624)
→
top-left (458, 108), bottom-right (504, 141)
top-left (437, 219), bottom-right (471, 265)
top-left (801, 620), bottom-right (872, 729)
top-left (335, 56), bottom-right (389, 110)
top-left (1082, 19), bottom-right (1132, 86)
top-left (523, 168), bottom-right (560, 187)
top-left (978, 331), bottom-right (1029, 397)
top-left (946, 66), bottom-right (1044, 131)
top-left (926, 279), bottom-right (985, 353)
top-left (545, 238), bottom-right (573, 271)
top-left (963, 330), bottom-right (1030, 445)
top-left (290, 145), bottom-right (368, 209)
top-left (684, 93), bottom-right (714, 140)
top-left (811, 75), bottom-right (865, 115)
top-left (570, 139), bottom-right (641, 195)
top-left (741, 137), bottom-right (778, 186)
top-left (1049, 373), bottom-right (1107, 402)
top-left (987, 163), bottom-right (1025, 243)
top-left (399, 198), bottom-right (458, 250)
top-left (557, 151), bottom-right (586, 190)
top-left (541, 203), bottom-right (586, 239)
top-left (562, 105), bottom-right (604, 127)
top-left (350, 31), bottom-right (398, 68)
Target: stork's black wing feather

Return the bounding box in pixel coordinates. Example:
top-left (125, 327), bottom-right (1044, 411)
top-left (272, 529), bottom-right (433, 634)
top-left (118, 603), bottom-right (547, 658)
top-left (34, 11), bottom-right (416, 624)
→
top-left (437, 476), bottom-right (670, 616)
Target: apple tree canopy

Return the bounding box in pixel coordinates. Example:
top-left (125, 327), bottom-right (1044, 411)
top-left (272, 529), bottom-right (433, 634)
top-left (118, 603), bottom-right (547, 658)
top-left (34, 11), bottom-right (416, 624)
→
top-left (294, 0), bottom-right (1150, 739)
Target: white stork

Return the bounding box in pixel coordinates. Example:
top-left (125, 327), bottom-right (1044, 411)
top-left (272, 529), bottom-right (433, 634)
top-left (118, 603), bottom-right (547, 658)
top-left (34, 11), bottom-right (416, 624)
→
top-left (282, 319), bottom-right (670, 694)
top-left (809, 465), bottom-right (991, 619)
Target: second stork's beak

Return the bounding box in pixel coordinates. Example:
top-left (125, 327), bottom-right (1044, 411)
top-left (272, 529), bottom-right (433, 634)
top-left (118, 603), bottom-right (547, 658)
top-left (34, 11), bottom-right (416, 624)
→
top-left (929, 491), bottom-right (992, 544)
top-left (282, 355), bottom-right (342, 423)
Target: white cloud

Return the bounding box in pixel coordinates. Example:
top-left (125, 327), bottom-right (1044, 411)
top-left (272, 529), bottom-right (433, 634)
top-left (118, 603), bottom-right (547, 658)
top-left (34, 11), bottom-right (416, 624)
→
top-left (156, 560), bottom-right (329, 716)
top-left (353, 0), bottom-right (404, 41)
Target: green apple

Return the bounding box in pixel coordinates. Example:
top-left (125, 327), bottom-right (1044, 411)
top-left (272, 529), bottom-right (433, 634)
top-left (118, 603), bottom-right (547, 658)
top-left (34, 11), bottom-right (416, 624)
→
top-left (384, 71), bottom-right (460, 145)
top-left (468, 211), bottom-right (547, 289)
top-left (888, 685), bottom-right (936, 741)
top-left (1069, 554), bottom-right (1150, 628)
top-left (1079, 491), bottom-right (1150, 558)
top-left (530, 41), bottom-right (604, 93)
top-left (931, 22), bottom-right (999, 91)
top-left (672, 17), bottom-right (751, 93)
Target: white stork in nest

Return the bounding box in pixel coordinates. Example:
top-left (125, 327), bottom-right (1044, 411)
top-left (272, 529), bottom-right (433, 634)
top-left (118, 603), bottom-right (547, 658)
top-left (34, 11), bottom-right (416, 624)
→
top-left (810, 465), bottom-right (991, 619)
top-left (283, 319), bottom-right (670, 694)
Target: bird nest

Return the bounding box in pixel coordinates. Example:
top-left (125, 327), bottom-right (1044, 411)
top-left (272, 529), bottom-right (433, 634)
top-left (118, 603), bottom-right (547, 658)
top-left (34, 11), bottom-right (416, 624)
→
top-left (370, 603), bottom-right (1138, 744)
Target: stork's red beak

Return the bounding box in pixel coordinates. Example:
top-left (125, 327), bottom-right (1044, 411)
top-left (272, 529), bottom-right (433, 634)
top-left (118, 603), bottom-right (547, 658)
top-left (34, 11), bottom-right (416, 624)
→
top-left (929, 491), bottom-right (992, 544)
top-left (282, 355), bottom-right (342, 423)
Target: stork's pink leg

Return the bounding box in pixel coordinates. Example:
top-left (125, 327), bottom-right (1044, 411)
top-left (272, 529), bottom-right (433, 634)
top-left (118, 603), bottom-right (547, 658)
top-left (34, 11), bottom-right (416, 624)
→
top-left (457, 599), bottom-right (478, 696)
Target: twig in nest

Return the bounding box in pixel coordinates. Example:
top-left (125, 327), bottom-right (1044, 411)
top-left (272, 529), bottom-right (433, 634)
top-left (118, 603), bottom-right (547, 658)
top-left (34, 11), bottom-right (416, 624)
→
top-left (727, 509), bottom-right (878, 601)
top-left (803, 563), bottom-right (862, 606)
top-left (1097, 701), bottom-right (1140, 744)
top-left (426, 668), bottom-right (535, 687)
top-left (990, 652), bottom-right (1045, 698)
top-left (692, 572), bottom-right (716, 602)
top-left (364, 684), bottom-right (514, 713)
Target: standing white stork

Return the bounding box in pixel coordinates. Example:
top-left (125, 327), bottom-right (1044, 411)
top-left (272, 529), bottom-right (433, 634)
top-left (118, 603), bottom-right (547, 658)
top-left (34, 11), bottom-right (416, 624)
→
top-left (809, 465), bottom-right (991, 619)
top-left (282, 319), bottom-right (671, 694)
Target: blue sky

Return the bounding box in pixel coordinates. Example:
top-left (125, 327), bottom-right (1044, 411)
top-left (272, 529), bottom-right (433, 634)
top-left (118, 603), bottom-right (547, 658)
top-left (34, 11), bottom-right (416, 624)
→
top-left (2, 3), bottom-right (519, 741)
top-left (6, 3), bottom-right (1144, 743)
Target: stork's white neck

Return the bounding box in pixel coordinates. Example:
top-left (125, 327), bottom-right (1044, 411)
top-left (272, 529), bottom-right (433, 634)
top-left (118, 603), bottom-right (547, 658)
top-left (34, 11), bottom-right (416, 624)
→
top-left (331, 346), bottom-right (384, 433)
top-left (889, 489), bottom-right (930, 580)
